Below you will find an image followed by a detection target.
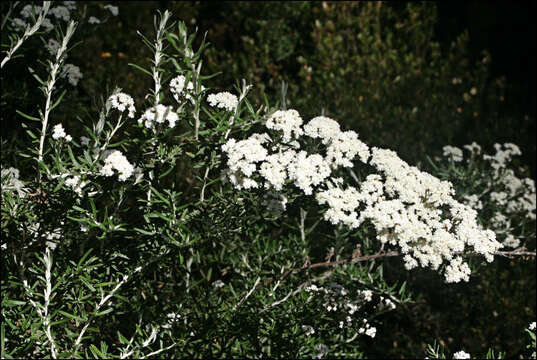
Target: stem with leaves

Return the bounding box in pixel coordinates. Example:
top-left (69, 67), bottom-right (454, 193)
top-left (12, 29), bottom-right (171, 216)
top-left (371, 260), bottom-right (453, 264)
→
top-left (23, 248), bottom-right (57, 359)
top-left (37, 20), bottom-right (77, 179)
top-left (1, 1), bottom-right (51, 69)
top-left (151, 10), bottom-right (171, 108)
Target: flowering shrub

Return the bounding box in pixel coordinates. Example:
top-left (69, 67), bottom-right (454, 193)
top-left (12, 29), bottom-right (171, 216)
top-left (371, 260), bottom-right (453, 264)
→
top-left (1, 3), bottom-right (535, 359)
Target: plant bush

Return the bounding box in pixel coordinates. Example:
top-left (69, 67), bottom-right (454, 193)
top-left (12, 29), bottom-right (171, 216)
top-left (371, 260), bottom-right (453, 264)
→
top-left (1, 2), bottom-right (535, 359)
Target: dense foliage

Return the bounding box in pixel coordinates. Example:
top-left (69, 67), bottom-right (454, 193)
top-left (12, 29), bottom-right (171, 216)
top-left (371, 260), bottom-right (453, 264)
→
top-left (1, 2), bottom-right (535, 359)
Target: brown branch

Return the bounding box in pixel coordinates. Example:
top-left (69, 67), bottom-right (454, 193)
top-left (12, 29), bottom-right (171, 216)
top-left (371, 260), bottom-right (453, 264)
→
top-left (234, 248), bottom-right (535, 311)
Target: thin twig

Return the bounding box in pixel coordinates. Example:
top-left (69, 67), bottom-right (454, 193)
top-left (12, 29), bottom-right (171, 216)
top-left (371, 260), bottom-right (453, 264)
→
top-left (233, 276), bottom-right (261, 311)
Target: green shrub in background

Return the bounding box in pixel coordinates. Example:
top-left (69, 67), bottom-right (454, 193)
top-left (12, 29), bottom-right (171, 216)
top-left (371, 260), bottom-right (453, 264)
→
top-left (201, 1), bottom-right (534, 167)
top-left (1, 2), bottom-right (535, 359)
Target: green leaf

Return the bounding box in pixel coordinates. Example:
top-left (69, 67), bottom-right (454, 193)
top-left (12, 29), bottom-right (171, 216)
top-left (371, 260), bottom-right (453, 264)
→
top-left (50, 89), bottom-right (67, 111)
top-left (128, 63), bottom-right (152, 77)
top-left (0, 323), bottom-right (5, 360)
top-left (134, 227), bottom-right (156, 236)
top-left (2, 299), bottom-right (26, 307)
top-left (95, 308), bottom-right (114, 317)
top-left (58, 310), bottom-right (82, 321)
top-left (16, 109), bottom-right (41, 122)
top-left (89, 344), bottom-right (105, 358)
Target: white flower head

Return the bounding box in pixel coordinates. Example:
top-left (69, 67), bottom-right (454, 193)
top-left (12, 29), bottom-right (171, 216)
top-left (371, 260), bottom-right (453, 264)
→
top-left (88, 16), bottom-right (101, 24)
top-left (20, 4), bottom-right (42, 18)
top-left (325, 130), bottom-right (370, 167)
top-left (109, 92), bottom-right (136, 118)
top-left (170, 75), bottom-right (205, 104)
top-left (104, 4), bottom-right (119, 16)
top-left (453, 350), bottom-right (471, 359)
top-left (138, 104), bottom-right (179, 129)
top-left (100, 150), bottom-right (134, 181)
top-left (52, 124), bottom-right (70, 140)
top-left (443, 145), bottom-right (463, 162)
top-left (49, 6), bottom-right (70, 21)
top-left (266, 109), bottom-right (304, 142)
top-left (207, 92), bottom-right (238, 112)
top-left (287, 151), bottom-right (331, 195)
top-left (61, 64), bottom-right (83, 86)
top-left (303, 116), bottom-right (341, 144)
top-left (80, 136), bottom-right (90, 146)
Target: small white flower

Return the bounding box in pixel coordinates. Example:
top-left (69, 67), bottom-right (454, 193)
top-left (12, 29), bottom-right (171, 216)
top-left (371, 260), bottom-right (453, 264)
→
top-left (80, 136), bottom-right (90, 146)
top-left (453, 350), bottom-right (471, 359)
top-left (301, 325), bottom-right (315, 336)
top-left (212, 280), bottom-right (225, 289)
top-left (88, 16), bottom-right (101, 24)
top-left (52, 124), bottom-right (69, 140)
top-left (104, 4), bottom-right (119, 16)
top-left (170, 75), bottom-right (205, 104)
top-left (20, 5), bottom-right (41, 18)
top-left (49, 6), bottom-right (70, 21)
top-left (11, 18), bottom-right (27, 30)
top-left (443, 145), bottom-right (464, 162)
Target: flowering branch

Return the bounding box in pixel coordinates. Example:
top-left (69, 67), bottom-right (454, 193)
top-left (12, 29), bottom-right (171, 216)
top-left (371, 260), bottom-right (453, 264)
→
top-left (1, 1), bottom-right (51, 69)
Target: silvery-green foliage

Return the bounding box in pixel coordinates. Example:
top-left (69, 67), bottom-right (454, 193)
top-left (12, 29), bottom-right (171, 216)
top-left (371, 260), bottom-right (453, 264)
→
top-left (0, 5), bottom-right (534, 359)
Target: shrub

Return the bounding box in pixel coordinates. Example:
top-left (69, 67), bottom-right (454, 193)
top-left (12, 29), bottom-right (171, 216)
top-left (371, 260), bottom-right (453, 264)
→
top-left (1, 2), bottom-right (535, 359)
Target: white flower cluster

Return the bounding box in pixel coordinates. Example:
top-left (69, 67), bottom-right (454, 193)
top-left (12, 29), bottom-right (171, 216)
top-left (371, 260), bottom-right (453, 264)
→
top-left (453, 350), bottom-right (471, 359)
top-left (1, 167), bottom-right (27, 198)
top-left (162, 312), bottom-right (182, 329)
top-left (263, 192), bottom-right (288, 216)
top-left (301, 325), bottom-right (315, 337)
top-left (207, 92), bottom-right (238, 112)
top-left (326, 130), bottom-right (370, 167)
top-left (64, 175), bottom-right (87, 196)
top-left (305, 283), bottom-right (392, 338)
top-left (222, 109), bottom-right (503, 282)
top-left (221, 135), bottom-right (269, 190)
top-left (288, 152), bottom-right (331, 195)
top-left (100, 150), bottom-right (134, 181)
top-left (16, 1), bottom-right (78, 32)
top-left (453, 142), bottom-right (536, 249)
top-left (169, 75), bottom-right (204, 104)
top-left (266, 109), bottom-right (304, 142)
top-left (52, 123), bottom-right (72, 142)
top-left (138, 104), bottom-right (179, 129)
top-left (529, 322), bottom-right (536, 331)
top-left (48, 5), bottom-right (70, 21)
top-left (61, 63), bottom-right (82, 86)
top-left (104, 4), bottom-right (119, 16)
top-left (443, 145), bottom-right (464, 162)
top-left (88, 16), bottom-right (100, 24)
top-left (17, 4), bottom-right (54, 32)
top-left (222, 111), bottom-right (367, 199)
top-left (108, 92), bottom-right (136, 118)
top-left (303, 116), bottom-right (341, 144)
